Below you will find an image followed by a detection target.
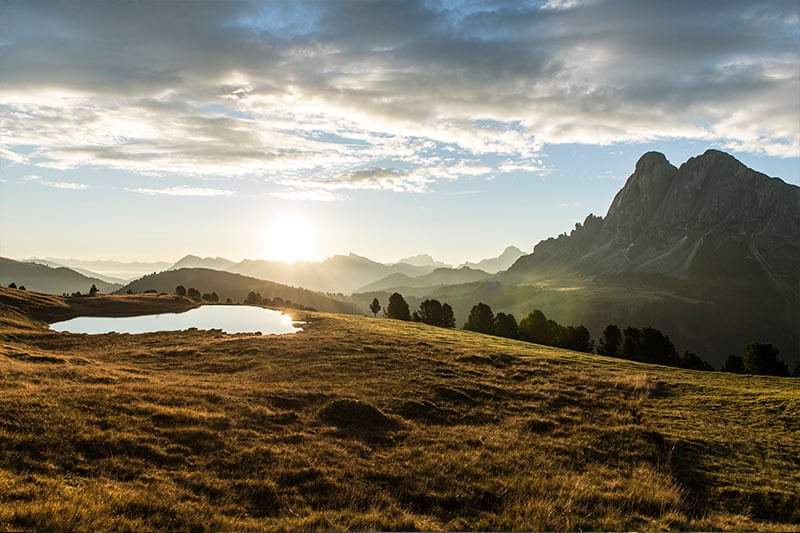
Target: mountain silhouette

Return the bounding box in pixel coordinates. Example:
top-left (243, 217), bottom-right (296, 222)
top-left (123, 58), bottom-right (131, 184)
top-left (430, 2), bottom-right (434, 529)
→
top-left (396, 254), bottom-right (451, 268)
top-left (460, 246), bottom-right (525, 274)
top-left (355, 266), bottom-right (492, 293)
top-left (505, 150), bottom-right (799, 300)
top-left (169, 255), bottom-right (238, 271)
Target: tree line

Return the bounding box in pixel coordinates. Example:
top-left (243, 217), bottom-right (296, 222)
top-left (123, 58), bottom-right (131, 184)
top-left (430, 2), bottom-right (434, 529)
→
top-left (372, 292), bottom-right (797, 377)
top-left (371, 293), bottom-right (456, 328)
top-left (243, 290), bottom-right (315, 311)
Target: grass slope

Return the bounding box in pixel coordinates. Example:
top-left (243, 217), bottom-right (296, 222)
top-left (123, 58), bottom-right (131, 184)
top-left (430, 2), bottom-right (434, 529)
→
top-left (119, 268), bottom-right (357, 314)
top-left (0, 287), bottom-right (797, 531)
top-left (0, 257), bottom-right (122, 295)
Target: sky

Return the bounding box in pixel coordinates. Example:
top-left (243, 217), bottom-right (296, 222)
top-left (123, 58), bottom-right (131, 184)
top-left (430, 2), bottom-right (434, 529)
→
top-left (1, 0), bottom-right (798, 265)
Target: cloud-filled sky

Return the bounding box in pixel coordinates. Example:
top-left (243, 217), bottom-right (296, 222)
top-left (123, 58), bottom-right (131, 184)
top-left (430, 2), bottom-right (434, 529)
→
top-left (1, 0), bottom-right (798, 264)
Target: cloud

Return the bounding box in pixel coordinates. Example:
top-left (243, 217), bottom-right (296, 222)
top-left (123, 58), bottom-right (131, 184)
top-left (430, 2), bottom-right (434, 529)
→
top-left (126, 186), bottom-right (235, 197)
top-left (22, 174), bottom-right (90, 190)
top-left (271, 189), bottom-right (344, 202)
top-left (0, 0), bottom-right (796, 195)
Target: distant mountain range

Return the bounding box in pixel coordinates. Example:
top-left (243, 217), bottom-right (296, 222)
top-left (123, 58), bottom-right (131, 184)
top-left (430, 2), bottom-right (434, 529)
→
top-left (169, 255), bottom-right (238, 272)
top-left (396, 254), bottom-right (451, 268)
top-left (26, 257), bottom-right (171, 281)
top-left (356, 266), bottom-right (492, 294)
top-left (1, 257), bottom-right (123, 295)
top-left (460, 246), bottom-right (524, 273)
top-left (161, 249), bottom-right (520, 294)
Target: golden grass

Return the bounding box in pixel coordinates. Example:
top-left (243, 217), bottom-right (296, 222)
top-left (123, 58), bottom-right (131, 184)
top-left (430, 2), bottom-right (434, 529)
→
top-left (0, 287), bottom-right (797, 531)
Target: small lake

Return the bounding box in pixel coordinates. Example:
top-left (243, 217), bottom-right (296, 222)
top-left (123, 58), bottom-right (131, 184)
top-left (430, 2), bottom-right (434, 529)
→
top-left (50, 305), bottom-right (303, 335)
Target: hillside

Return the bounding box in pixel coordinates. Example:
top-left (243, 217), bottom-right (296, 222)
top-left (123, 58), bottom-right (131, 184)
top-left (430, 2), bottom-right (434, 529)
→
top-left (24, 259), bottom-right (129, 285)
top-left (119, 268), bottom-right (357, 314)
top-left (0, 257), bottom-right (122, 295)
top-left (0, 288), bottom-right (797, 531)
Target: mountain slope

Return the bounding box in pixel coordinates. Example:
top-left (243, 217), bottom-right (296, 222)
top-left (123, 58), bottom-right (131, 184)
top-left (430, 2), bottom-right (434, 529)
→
top-left (0, 257), bottom-right (122, 294)
top-left (118, 268), bottom-right (357, 314)
top-left (460, 246), bottom-right (525, 273)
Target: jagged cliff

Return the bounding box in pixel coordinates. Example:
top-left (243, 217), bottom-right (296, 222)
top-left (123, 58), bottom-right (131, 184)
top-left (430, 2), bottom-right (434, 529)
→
top-left (505, 150), bottom-right (799, 301)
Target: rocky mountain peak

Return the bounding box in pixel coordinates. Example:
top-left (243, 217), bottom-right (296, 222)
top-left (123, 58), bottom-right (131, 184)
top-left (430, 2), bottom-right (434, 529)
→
top-left (604, 152), bottom-right (677, 238)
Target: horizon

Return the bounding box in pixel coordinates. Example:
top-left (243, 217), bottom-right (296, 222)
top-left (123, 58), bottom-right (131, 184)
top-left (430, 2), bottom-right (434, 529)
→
top-left (1, 1), bottom-right (799, 265)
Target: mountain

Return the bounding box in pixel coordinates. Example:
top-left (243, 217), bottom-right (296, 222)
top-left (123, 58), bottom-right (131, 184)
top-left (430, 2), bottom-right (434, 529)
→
top-left (230, 253), bottom-right (433, 293)
top-left (460, 246), bottom-right (525, 274)
top-left (169, 255), bottom-right (237, 271)
top-left (363, 151), bottom-right (798, 367)
top-left (29, 257), bottom-right (171, 280)
top-left (356, 266), bottom-right (492, 293)
top-left (395, 254), bottom-right (451, 268)
top-left (0, 257), bottom-right (123, 295)
top-left (505, 150), bottom-right (799, 294)
top-left (24, 259), bottom-right (128, 285)
top-left (118, 268), bottom-right (357, 314)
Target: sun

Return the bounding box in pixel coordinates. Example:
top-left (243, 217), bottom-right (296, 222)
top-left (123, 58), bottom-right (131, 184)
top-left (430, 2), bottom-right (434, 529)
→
top-left (264, 216), bottom-right (316, 264)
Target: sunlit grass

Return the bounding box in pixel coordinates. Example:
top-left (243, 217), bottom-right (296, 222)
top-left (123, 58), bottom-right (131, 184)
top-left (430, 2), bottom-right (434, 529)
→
top-left (0, 288), bottom-right (797, 531)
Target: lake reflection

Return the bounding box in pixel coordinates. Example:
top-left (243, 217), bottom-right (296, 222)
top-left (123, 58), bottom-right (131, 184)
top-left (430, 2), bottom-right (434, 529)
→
top-left (50, 305), bottom-right (303, 335)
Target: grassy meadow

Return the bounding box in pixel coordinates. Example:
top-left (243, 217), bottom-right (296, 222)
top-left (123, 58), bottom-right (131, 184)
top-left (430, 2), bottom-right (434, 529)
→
top-left (0, 287), bottom-right (797, 531)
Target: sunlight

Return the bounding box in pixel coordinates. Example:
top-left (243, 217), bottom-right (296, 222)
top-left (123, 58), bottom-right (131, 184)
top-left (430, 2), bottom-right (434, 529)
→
top-left (264, 215), bottom-right (316, 264)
